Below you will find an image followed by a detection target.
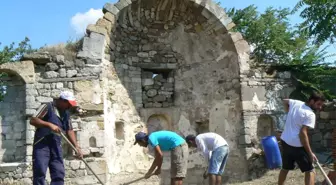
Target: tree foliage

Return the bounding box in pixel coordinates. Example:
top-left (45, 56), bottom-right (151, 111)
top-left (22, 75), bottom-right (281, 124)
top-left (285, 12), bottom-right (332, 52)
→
top-left (0, 37), bottom-right (35, 100)
top-left (226, 5), bottom-right (336, 100)
top-left (294, 0), bottom-right (336, 44)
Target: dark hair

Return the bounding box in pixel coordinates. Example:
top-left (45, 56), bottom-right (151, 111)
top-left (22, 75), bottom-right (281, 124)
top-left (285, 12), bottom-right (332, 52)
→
top-left (185, 135), bottom-right (196, 143)
top-left (308, 91), bottom-right (326, 102)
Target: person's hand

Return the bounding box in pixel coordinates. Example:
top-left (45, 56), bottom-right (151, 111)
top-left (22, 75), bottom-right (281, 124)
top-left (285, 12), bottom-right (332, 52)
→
top-left (154, 168), bottom-right (161, 175)
top-left (75, 147), bottom-right (83, 159)
top-left (203, 170), bottom-right (208, 179)
top-left (309, 152), bottom-right (318, 163)
top-left (144, 172), bottom-right (152, 179)
top-left (49, 124), bottom-right (61, 133)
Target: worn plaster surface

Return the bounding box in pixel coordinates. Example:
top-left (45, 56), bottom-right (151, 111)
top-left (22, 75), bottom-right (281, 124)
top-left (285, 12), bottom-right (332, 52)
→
top-left (2, 0), bottom-right (334, 185)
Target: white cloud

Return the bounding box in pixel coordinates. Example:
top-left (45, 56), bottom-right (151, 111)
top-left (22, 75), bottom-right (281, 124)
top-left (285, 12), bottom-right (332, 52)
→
top-left (70, 8), bottom-right (104, 36)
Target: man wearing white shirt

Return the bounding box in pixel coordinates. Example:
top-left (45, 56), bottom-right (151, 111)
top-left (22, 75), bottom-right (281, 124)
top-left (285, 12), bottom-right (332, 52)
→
top-left (186, 132), bottom-right (229, 185)
top-left (277, 92), bottom-right (325, 185)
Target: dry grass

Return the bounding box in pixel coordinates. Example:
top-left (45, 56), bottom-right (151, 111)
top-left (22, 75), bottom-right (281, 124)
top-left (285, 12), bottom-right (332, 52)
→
top-left (38, 37), bottom-right (83, 60)
top-left (227, 167), bottom-right (332, 185)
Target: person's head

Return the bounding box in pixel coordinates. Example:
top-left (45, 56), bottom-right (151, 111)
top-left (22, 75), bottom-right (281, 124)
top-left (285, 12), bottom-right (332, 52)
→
top-left (307, 91), bottom-right (326, 111)
top-left (185, 135), bottom-right (197, 148)
top-left (56, 91), bottom-right (77, 111)
top-left (133, 132), bottom-right (149, 147)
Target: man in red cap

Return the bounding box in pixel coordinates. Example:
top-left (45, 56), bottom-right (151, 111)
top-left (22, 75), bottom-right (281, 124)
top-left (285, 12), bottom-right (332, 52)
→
top-left (30, 91), bottom-right (83, 185)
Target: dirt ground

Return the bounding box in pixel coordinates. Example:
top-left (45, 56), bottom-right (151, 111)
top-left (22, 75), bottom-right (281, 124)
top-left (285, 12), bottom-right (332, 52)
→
top-left (227, 167), bottom-right (332, 185)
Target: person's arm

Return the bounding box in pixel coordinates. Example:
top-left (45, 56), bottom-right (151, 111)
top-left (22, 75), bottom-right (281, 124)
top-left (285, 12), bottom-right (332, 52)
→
top-left (30, 104), bottom-right (59, 132)
top-left (196, 138), bottom-right (210, 162)
top-left (299, 126), bottom-right (313, 154)
top-left (65, 119), bottom-right (83, 158)
top-left (147, 145), bottom-right (163, 175)
top-left (299, 113), bottom-right (316, 162)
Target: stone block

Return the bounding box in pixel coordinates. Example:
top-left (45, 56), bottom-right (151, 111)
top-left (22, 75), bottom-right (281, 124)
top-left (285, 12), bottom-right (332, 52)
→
top-left (77, 33), bottom-right (105, 61)
top-left (87, 160), bottom-right (107, 175)
top-left (114, 0), bottom-right (131, 10)
top-left (86, 24), bottom-right (108, 36)
top-left (153, 95), bottom-right (166, 102)
top-left (70, 160), bottom-right (81, 170)
top-left (45, 63), bottom-right (59, 71)
top-left (104, 12), bottom-right (116, 23)
top-left (44, 71), bottom-right (59, 79)
top-left (312, 133), bottom-right (322, 142)
top-left (26, 88), bottom-right (38, 96)
top-left (55, 55), bottom-right (65, 64)
top-left (137, 52), bottom-right (149, 58)
top-left (13, 123), bottom-right (25, 132)
top-left (320, 111), bottom-right (329, 119)
top-left (73, 175), bottom-right (98, 184)
top-left (56, 82), bottom-right (64, 89)
top-left (239, 135), bottom-right (251, 144)
top-left (67, 70), bottom-right (77, 78)
top-left (1, 140), bottom-right (16, 148)
top-left (103, 3), bottom-right (119, 15)
top-left (142, 79), bottom-right (154, 86)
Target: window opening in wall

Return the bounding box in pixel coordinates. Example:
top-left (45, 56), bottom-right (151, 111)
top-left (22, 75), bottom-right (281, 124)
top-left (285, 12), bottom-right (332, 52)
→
top-left (195, 120), bottom-right (210, 134)
top-left (115, 121), bottom-right (125, 140)
top-left (142, 69), bottom-right (175, 108)
top-left (89, 137), bottom-right (97, 148)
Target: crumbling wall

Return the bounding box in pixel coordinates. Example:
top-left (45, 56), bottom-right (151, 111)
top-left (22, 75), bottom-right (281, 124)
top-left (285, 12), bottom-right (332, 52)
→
top-left (240, 67), bottom-right (294, 179)
top-left (309, 101), bottom-right (336, 153)
top-left (90, 0), bottom-right (251, 184)
top-left (0, 75), bottom-right (26, 163)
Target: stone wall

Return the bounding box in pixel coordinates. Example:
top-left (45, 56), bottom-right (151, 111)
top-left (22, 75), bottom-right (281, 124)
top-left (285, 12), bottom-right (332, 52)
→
top-left (0, 76), bottom-right (26, 163)
top-left (96, 0), bottom-right (251, 184)
top-left (239, 67), bottom-right (294, 179)
top-left (310, 101), bottom-right (336, 153)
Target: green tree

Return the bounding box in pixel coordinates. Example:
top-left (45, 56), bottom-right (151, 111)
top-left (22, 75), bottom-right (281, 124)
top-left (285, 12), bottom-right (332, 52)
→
top-left (0, 37), bottom-right (35, 100)
top-left (226, 5), bottom-right (336, 99)
top-left (294, 0), bottom-right (336, 44)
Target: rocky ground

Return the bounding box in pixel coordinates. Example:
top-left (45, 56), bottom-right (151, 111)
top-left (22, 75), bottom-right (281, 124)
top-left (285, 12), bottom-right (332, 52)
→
top-left (227, 167), bottom-right (332, 185)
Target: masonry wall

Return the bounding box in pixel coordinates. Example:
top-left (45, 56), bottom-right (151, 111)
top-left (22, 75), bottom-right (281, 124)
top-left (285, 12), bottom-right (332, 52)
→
top-left (239, 67), bottom-right (294, 179)
top-left (309, 101), bottom-right (336, 153)
top-left (0, 76), bottom-right (26, 164)
top-left (95, 0), bottom-right (250, 184)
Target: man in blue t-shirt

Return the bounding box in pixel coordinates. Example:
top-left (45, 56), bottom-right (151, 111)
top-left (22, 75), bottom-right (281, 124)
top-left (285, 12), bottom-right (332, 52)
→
top-left (134, 130), bottom-right (189, 185)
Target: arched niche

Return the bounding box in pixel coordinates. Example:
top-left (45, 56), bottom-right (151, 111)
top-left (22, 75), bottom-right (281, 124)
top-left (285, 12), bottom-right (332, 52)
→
top-left (0, 72), bottom-right (26, 163)
top-left (257, 114), bottom-right (275, 144)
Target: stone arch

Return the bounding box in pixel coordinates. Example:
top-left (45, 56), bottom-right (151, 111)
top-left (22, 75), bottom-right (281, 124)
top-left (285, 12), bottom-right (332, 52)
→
top-left (0, 68), bottom-right (30, 163)
top-left (146, 114), bottom-right (170, 134)
top-left (0, 60), bottom-right (35, 84)
top-left (80, 0), bottom-right (250, 75)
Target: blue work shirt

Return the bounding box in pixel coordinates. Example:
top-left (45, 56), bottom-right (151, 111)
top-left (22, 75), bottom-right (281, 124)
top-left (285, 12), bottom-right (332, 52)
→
top-left (148, 130), bottom-right (185, 151)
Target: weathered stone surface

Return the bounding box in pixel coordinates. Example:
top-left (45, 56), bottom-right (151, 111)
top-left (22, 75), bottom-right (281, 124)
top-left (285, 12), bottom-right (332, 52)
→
top-left (44, 71), bottom-right (59, 79)
top-left (22, 52), bottom-right (51, 64)
top-left (103, 3), bottom-right (119, 15)
top-left (0, 60), bottom-right (35, 83)
top-left (67, 70), bottom-right (77, 78)
top-left (45, 62), bottom-right (59, 71)
top-left (77, 33), bottom-right (105, 61)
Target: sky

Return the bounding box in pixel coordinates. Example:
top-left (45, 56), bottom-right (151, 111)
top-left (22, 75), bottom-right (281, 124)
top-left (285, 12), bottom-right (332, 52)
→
top-left (0, 0), bottom-right (335, 62)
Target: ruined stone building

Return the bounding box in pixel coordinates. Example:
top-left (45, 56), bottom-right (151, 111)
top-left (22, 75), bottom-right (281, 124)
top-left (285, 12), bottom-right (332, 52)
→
top-left (0, 0), bottom-right (335, 184)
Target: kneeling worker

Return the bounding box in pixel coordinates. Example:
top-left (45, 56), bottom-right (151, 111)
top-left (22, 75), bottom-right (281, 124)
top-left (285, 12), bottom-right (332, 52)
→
top-left (30, 91), bottom-right (83, 185)
top-left (186, 132), bottom-right (229, 185)
top-left (134, 130), bottom-right (189, 185)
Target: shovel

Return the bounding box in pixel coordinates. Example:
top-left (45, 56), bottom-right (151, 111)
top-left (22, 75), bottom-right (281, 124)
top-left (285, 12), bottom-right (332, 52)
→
top-left (59, 131), bottom-right (105, 185)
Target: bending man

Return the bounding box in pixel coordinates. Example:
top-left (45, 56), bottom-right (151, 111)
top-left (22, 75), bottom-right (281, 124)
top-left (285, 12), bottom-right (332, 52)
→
top-left (134, 130), bottom-right (188, 185)
top-left (186, 132), bottom-right (229, 185)
top-left (30, 91), bottom-right (83, 185)
top-left (277, 91), bottom-right (325, 185)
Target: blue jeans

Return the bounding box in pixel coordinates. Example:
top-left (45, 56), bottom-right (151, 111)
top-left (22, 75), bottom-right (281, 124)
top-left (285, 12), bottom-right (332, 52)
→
top-left (208, 145), bottom-right (229, 175)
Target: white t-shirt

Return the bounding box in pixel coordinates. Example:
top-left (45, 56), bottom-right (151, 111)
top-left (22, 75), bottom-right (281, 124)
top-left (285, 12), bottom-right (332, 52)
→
top-left (195, 132), bottom-right (228, 161)
top-left (280, 99), bottom-right (316, 147)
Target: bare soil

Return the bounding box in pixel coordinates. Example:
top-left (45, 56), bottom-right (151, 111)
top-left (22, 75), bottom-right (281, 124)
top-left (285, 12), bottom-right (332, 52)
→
top-left (227, 167), bottom-right (332, 185)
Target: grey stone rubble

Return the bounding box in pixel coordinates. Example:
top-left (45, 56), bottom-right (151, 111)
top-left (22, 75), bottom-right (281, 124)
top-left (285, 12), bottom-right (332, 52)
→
top-left (0, 0), bottom-right (334, 184)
